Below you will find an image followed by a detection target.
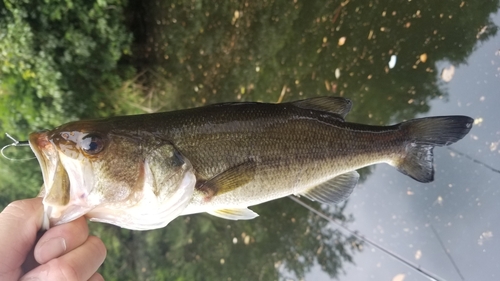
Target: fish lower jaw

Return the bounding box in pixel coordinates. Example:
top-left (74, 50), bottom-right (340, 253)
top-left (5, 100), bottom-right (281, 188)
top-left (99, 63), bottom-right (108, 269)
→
top-left (44, 203), bottom-right (95, 228)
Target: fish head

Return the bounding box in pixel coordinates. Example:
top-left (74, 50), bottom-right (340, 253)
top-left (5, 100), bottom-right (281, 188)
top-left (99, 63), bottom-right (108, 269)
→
top-left (29, 119), bottom-right (196, 230)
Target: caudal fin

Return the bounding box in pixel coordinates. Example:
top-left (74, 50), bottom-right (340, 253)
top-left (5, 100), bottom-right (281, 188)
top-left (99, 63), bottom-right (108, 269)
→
top-left (394, 116), bottom-right (473, 183)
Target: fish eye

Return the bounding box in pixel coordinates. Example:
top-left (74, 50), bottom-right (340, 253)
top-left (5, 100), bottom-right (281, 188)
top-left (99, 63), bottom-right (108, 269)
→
top-left (81, 134), bottom-right (104, 155)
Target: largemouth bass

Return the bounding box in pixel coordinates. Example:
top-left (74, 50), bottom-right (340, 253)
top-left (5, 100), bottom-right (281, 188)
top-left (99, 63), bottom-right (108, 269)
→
top-left (28, 97), bottom-right (473, 230)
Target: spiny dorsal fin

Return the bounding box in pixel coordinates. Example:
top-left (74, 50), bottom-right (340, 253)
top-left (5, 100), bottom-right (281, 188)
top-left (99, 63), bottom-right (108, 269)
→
top-left (197, 160), bottom-right (257, 197)
top-left (298, 170), bottom-right (359, 204)
top-left (291, 97), bottom-right (353, 119)
top-left (207, 208), bottom-right (259, 220)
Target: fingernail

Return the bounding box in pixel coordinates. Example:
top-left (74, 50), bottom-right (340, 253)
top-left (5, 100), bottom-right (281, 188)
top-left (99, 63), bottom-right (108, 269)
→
top-left (38, 237), bottom-right (67, 261)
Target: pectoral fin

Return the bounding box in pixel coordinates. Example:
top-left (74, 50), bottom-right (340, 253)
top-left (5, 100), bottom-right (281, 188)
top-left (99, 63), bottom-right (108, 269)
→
top-left (207, 208), bottom-right (259, 220)
top-left (197, 160), bottom-right (257, 197)
top-left (298, 170), bottom-right (359, 204)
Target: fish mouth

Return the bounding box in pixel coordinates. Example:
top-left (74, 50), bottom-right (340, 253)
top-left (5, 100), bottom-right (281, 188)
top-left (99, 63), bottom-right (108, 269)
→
top-left (29, 131), bottom-right (58, 195)
top-left (29, 131), bottom-right (92, 229)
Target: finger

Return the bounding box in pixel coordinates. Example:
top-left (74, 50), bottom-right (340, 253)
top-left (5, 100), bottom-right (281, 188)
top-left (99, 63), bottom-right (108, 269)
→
top-left (0, 198), bottom-right (43, 279)
top-left (34, 216), bottom-right (89, 264)
top-left (21, 236), bottom-right (107, 281)
top-left (88, 272), bottom-right (105, 281)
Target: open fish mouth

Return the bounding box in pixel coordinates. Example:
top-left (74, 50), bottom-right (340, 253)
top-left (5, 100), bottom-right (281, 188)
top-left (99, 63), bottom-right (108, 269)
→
top-left (29, 131), bottom-right (94, 229)
top-left (28, 129), bottom-right (197, 230)
top-left (29, 131), bottom-right (60, 198)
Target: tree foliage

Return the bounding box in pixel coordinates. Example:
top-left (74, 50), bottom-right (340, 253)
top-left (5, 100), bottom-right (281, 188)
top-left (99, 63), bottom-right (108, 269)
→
top-left (134, 0), bottom-right (498, 124)
top-left (0, 0), bottom-right (133, 135)
top-left (0, 0), bottom-right (133, 203)
top-left (0, 0), bottom-right (498, 280)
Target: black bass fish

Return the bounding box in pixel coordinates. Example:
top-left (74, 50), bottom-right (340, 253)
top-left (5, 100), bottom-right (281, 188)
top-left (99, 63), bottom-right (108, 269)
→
top-left (28, 97), bottom-right (473, 230)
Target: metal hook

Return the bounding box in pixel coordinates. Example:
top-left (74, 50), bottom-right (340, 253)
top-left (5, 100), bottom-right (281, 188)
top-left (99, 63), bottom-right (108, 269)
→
top-left (1, 133), bottom-right (35, 161)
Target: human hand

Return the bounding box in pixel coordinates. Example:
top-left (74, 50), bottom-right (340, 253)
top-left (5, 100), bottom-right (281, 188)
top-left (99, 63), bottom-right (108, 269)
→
top-left (0, 198), bottom-right (107, 280)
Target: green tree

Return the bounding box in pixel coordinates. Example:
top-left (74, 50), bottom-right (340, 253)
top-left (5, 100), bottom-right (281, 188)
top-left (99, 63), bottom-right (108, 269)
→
top-left (0, 0), bottom-right (498, 280)
top-left (0, 0), bottom-right (134, 203)
top-left (133, 0), bottom-right (498, 125)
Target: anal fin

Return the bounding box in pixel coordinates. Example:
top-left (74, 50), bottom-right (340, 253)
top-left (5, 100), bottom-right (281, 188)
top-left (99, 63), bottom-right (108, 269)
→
top-left (207, 208), bottom-right (259, 220)
top-left (298, 170), bottom-right (359, 204)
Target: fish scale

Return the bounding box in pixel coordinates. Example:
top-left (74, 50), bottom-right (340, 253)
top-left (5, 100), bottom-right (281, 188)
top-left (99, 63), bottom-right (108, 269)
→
top-left (28, 97), bottom-right (473, 230)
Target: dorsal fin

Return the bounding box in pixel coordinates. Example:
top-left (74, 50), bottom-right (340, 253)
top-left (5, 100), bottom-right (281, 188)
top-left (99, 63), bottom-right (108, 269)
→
top-left (291, 97), bottom-right (353, 119)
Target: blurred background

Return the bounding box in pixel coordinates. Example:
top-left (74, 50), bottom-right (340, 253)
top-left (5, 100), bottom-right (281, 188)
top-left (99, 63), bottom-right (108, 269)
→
top-left (1, 0), bottom-right (499, 280)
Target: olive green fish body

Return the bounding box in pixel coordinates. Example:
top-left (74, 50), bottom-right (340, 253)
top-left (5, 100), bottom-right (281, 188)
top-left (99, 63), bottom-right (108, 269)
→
top-left (29, 97), bottom-right (473, 230)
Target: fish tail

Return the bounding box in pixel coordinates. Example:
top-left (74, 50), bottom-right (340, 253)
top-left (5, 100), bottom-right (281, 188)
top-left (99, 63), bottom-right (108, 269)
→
top-left (393, 116), bottom-right (474, 183)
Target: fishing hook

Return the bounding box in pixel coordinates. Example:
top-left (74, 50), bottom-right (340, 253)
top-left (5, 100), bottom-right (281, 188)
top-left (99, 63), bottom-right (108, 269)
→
top-left (1, 133), bottom-right (34, 161)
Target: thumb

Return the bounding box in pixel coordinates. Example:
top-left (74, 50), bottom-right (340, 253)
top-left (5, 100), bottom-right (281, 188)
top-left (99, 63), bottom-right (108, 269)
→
top-left (0, 198), bottom-right (44, 279)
